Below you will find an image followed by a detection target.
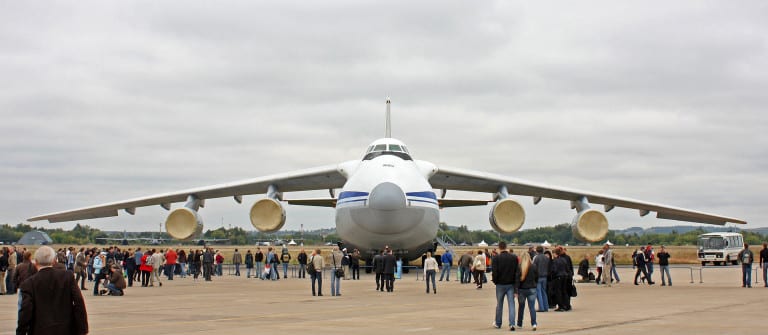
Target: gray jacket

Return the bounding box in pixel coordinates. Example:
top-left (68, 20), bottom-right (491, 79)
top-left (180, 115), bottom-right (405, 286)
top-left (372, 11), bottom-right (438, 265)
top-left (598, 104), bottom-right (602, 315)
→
top-left (603, 249), bottom-right (614, 267)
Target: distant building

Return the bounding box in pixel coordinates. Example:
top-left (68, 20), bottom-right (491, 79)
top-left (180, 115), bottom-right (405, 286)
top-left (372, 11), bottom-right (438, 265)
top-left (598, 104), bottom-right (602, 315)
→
top-left (17, 230), bottom-right (54, 245)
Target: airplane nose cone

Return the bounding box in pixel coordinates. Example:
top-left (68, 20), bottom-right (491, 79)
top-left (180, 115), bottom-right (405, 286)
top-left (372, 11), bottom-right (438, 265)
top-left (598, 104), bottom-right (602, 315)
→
top-left (369, 182), bottom-right (406, 210)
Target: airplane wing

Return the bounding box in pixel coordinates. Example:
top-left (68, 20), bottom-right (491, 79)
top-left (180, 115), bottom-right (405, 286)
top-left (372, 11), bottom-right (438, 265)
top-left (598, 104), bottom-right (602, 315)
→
top-left (429, 165), bottom-right (747, 226)
top-left (28, 165), bottom-right (346, 223)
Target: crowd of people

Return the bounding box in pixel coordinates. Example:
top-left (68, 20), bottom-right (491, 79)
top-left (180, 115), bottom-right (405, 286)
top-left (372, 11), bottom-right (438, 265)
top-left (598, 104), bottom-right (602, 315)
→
top-left (4, 241), bottom-right (768, 334)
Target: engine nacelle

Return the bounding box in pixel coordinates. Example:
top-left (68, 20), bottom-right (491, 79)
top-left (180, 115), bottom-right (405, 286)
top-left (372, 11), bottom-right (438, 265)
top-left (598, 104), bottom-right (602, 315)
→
top-left (165, 207), bottom-right (203, 241)
top-left (489, 198), bottom-right (526, 234)
top-left (571, 209), bottom-right (609, 242)
top-left (250, 198), bottom-right (286, 233)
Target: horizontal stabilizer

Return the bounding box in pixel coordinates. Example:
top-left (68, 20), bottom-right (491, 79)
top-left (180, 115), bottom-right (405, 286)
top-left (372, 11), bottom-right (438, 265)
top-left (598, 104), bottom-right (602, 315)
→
top-left (438, 199), bottom-right (491, 208)
top-left (286, 198), bottom-right (337, 208)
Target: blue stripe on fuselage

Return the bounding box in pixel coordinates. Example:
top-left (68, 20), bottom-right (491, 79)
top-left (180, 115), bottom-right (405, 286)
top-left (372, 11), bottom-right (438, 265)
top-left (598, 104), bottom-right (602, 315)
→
top-left (338, 191), bottom-right (438, 206)
top-left (338, 191), bottom-right (369, 200)
top-left (405, 191), bottom-right (437, 200)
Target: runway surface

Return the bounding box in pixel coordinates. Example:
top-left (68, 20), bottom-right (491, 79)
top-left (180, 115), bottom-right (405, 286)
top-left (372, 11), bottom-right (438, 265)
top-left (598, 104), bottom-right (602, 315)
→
top-left (1, 265), bottom-right (764, 334)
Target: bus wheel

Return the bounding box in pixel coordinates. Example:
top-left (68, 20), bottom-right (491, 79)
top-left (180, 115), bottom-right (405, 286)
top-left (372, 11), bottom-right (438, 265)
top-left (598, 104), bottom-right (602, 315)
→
top-left (701, 261), bottom-right (706, 267)
top-left (724, 256), bottom-right (730, 266)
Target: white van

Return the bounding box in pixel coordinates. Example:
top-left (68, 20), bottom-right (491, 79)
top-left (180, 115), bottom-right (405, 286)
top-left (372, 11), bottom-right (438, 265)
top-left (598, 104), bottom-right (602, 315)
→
top-left (697, 232), bottom-right (744, 266)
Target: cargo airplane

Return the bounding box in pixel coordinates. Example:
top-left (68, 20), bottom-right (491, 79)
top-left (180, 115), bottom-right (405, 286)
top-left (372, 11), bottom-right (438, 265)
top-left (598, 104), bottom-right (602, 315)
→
top-left (29, 99), bottom-right (746, 260)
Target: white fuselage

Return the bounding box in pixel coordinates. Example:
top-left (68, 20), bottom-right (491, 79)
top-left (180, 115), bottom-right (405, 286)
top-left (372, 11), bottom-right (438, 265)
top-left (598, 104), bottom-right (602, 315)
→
top-left (335, 150), bottom-right (439, 260)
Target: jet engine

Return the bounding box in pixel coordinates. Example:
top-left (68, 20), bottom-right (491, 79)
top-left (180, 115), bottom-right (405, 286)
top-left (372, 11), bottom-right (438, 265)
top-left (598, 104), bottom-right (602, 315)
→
top-left (250, 198), bottom-right (286, 232)
top-left (165, 207), bottom-right (203, 241)
top-left (571, 209), bottom-right (609, 242)
top-left (489, 198), bottom-right (526, 234)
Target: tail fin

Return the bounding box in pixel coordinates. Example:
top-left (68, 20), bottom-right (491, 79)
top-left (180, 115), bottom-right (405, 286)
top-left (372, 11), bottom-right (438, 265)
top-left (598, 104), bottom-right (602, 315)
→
top-left (385, 97), bottom-right (391, 138)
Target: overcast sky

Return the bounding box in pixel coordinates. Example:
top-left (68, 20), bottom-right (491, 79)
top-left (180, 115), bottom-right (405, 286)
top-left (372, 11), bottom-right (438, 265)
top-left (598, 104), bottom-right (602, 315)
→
top-left (1, 1), bottom-right (766, 234)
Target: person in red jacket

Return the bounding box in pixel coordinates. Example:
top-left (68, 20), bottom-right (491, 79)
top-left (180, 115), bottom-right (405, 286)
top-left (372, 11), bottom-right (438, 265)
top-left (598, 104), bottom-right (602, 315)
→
top-left (139, 251), bottom-right (153, 287)
top-left (215, 251), bottom-right (224, 276)
top-left (165, 249), bottom-right (177, 280)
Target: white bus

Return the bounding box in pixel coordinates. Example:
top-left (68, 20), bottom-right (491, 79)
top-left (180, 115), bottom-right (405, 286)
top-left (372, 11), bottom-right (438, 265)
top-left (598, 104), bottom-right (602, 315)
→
top-left (697, 232), bottom-right (744, 266)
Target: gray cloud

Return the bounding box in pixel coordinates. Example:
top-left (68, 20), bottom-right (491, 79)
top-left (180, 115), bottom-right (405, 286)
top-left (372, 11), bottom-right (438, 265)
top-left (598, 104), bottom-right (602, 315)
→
top-left (1, 1), bottom-right (766, 233)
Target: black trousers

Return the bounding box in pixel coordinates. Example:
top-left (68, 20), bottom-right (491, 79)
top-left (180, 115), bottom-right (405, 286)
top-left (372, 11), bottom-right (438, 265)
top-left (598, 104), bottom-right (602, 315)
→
top-left (555, 276), bottom-right (571, 310)
top-left (141, 270), bottom-right (151, 286)
top-left (93, 272), bottom-right (106, 295)
top-left (375, 272), bottom-right (383, 290)
top-left (203, 263), bottom-right (213, 280)
top-left (384, 273), bottom-right (394, 292)
top-left (634, 266), bottom-right (650, 284)
top-left (126, 267), bottom-right (136, 287)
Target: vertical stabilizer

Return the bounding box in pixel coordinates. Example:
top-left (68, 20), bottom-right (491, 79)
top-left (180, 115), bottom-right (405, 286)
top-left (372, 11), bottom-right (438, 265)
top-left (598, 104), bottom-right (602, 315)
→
top-left (385, 97), bottom-right (391, 138)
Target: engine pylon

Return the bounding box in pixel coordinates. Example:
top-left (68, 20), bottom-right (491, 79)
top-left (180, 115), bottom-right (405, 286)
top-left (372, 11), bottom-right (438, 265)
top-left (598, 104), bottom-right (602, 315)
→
top-left (570, 197), bottom-right (609, 242)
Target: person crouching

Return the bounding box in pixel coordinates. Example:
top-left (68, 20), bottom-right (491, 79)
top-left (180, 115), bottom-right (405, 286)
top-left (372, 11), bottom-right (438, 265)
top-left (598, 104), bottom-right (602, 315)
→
top-left (102, 265), bottom-right (127, 296)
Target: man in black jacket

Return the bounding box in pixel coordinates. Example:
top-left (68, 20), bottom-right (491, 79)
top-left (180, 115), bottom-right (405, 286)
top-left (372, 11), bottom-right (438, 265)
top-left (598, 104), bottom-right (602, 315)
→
top-left (373, 250), bottom-right (384, 291)
top-left (492, 241), bottom-right (520, 331)
top-left (382, 248), bottom-right (397, 292)
top-left (18, 246), bottom-right (88, 335)
top-left (634, 246), bottom-right (653, 285)
top-left (203, 248), bottom-right (214, 282)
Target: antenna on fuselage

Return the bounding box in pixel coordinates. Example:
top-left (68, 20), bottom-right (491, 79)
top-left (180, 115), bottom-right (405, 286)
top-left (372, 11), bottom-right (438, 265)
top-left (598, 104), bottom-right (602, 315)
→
top-left (385, 97), bottom-right (391, 138)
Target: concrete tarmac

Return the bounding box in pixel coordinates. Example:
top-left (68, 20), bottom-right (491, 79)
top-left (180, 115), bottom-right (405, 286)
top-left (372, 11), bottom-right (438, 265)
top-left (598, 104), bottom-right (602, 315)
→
top-left (1, 265), bottom-right (765, 335)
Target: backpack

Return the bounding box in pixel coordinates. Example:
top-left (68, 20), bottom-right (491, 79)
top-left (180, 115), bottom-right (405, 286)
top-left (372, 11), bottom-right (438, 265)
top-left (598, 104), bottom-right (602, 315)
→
top-left (742, 250), bottom-right (752, 264)
top-left (306, 256), bottom-right (316, 274)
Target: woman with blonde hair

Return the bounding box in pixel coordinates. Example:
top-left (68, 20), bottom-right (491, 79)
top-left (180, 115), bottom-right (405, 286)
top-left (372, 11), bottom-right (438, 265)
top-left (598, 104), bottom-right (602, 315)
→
top-left (423, 251), bottom-right (438, 294)
top-left (516, 251), bottom-right (538, 330)
top-left (472, 250), bottom-right (486, 289)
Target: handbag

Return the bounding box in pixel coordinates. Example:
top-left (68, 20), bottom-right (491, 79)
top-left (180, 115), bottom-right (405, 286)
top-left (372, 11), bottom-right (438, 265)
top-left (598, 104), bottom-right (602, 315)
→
top-left (570, 281), bottom-right (578, 297)
top-left (333, 252), bottom-right (344, 278)
top-left (307, 256), bottom-right (316, 274)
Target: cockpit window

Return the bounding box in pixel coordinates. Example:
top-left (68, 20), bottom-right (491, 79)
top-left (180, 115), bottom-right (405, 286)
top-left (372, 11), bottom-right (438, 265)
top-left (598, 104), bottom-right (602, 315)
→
top-left (363, 142), bottom-right (412, 160)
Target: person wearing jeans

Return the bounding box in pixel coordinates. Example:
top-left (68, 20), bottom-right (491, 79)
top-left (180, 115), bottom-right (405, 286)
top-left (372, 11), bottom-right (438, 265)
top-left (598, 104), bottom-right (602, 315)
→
top-left (532, 247), bottom-right (550, 311)
top-left (657, 246), bottom-right (672, 286)
top-left (491, 241), bottom-right (520, 330)
top-left (255, 248), bottom-right (264, 280)
top-left (738, 243), bottom-right (754, 288)
top-left (309, 249), bottom-right (324, 296)
top-left (330, 247), bottom-right (343, 296)
top-left (439, 251), bottom-right (453, 282)
top-left (516, 251), bottom-right (538, 330)
top-left (517, 287), bottom-right (538, 330)
top-left (423, 252), bottom-right (438, 294)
